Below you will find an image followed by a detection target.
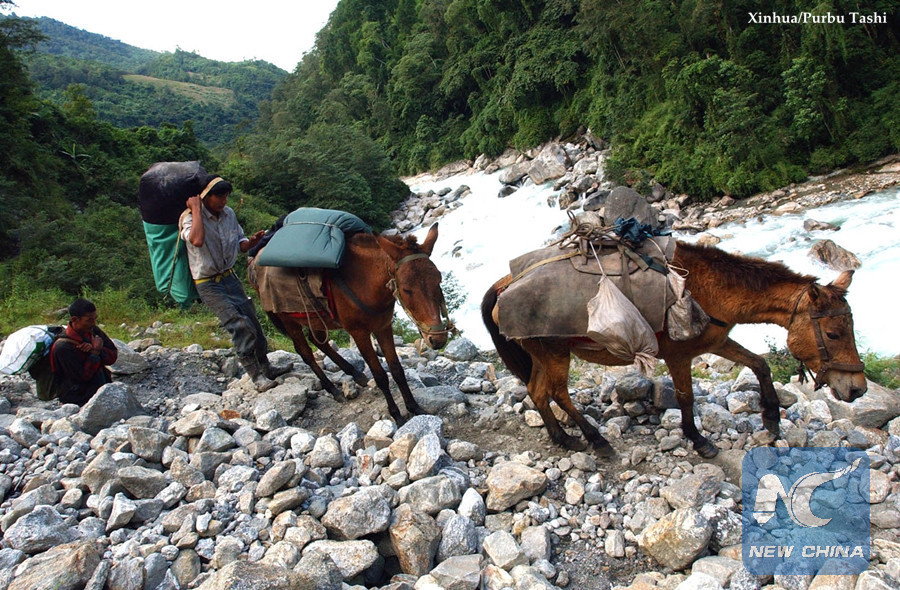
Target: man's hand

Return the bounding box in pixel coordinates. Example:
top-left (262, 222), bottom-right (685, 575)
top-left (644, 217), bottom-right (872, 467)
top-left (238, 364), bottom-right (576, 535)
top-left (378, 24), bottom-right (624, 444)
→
top-left (186, 195), bottom-right (202, 211)
top-left (246, 230), bottom-right (266, 248)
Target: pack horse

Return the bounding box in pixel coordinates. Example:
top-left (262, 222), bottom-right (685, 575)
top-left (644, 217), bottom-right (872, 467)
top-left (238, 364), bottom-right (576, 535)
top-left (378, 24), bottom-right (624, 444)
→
top-left (482, 241), bottom-right (867, 458)
top-left (252, 223), bottom-right (453, 424)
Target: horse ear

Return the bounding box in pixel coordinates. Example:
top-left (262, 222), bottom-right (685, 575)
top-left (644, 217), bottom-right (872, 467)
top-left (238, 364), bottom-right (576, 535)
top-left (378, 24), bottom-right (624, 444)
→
top-left (421, 223), bottom-right (439, 256)
top-left (830, 270), bottom-right (854, 290)
top-left (375, 234), bottom-right (404, 260)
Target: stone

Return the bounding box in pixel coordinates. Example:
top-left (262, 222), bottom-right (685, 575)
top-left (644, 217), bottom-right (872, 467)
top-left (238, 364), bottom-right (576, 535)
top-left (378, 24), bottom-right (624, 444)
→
top-left (408, 432), bottom-right (446, 481)
top-left (322, 486), bottom-right (393, 540)
top-left (108, 339), bottom-right (150, 374)
top-left (308, 434), bottom-right (344, 469)
top-left (808, 239), bottom-right (861, 271)
top-left (485, 461), bottom-right (548, 512)
top-left (6, 540), bottom-right (100, 590)
top-left (638, 507), bottom-right (711, 571)
top-left (118, 465), bottom-right (168, 498)
top-left (3, 505), bottom-right (77, 554)
top-left (483, 530), bottom-right (528, 570)
top-left (256, 460), bottom-right (297, 497)
top-left (292, 550), bottom-right (344, 590)
top-left (429, 554), bottom-right (483, 590)
top-left (196, 561), bottom-right (302, 590)
top-left (437, 513), bottom-right (477, 562)
top-left (398, 475), bottom-right (461, 515)
top-left (390, 503), bottom-right (441, 576)
top-left (73, 382), bottom-right (146, 435)
top-left (661, 472), bottom-right (723, 509)
top-left (302, 539), bottom-right (379, 580)
top-left (127, 426), bottom-right (174, 463)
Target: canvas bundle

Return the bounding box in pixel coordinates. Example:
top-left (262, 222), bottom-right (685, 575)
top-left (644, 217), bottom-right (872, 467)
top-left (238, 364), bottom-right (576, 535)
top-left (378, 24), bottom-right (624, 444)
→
top-left (586, 275), bottom-right (659, 375)
top-left (666, 270), bottom-right (710, 341)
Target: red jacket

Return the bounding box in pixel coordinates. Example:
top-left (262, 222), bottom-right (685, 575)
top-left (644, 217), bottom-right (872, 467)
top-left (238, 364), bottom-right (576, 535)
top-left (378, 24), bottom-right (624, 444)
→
top-left (50, 325), bottom-right (118, 385)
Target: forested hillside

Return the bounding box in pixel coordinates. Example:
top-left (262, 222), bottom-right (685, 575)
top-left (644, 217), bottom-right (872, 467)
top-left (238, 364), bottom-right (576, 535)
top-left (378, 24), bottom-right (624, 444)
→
top-left (2, 15), bottom-right (287, 147)
top-left (238, 0), bottom-right (900, 201)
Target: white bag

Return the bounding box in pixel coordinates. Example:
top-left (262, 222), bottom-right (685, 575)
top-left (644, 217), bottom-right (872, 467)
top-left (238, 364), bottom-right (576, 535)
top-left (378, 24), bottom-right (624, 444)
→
top-left (0, 325), bottom-right (57, 375)
top-left (586, 275), bottom-right (659, 375)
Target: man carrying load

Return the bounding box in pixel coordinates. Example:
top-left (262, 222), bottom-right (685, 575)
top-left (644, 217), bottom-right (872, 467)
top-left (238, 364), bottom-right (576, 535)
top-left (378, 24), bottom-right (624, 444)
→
top-left (181, 175), bottom-right (288, 392)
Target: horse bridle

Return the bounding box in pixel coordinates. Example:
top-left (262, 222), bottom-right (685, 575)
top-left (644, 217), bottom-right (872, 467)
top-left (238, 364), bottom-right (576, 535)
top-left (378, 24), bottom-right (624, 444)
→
top-left (387, 253), bottom-right (457, 339)
top-left (788, 283), bottom-right (865, 390)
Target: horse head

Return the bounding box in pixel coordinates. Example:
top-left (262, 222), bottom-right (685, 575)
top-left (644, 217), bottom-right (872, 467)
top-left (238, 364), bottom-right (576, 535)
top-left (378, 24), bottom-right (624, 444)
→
top-left (786, 270), bottom-right (867, 401)
top-left (376, 224), bottom-right (453, 350)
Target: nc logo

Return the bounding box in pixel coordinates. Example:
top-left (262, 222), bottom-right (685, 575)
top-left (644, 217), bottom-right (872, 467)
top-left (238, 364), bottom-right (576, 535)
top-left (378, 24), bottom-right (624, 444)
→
top-left (752, 458), bottom-right (863, 528)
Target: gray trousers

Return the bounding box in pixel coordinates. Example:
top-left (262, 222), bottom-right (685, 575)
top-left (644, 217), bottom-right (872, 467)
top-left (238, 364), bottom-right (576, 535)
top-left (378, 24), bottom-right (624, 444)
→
top-left (196, 273), bottom-right (268, 363)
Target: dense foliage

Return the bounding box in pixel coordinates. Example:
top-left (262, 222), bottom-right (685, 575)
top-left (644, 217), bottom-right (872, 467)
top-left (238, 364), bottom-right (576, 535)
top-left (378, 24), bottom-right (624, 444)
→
top-left (245, 0), bottom-right (900, 200)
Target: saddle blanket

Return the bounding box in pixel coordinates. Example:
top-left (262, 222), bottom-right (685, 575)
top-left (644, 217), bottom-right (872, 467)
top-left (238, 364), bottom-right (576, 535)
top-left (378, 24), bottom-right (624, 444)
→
top-left (256, 208), bottom-right (371, 268)
top-left (497, 237), bottom-right (677, 340)
top-left (248, 256), bottom-right (333, 318)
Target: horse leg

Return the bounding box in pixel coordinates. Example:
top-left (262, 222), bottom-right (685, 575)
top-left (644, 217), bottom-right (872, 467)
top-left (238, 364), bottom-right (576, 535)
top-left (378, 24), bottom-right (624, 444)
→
top-left (348, 328), bottom-right (405, 424)
top-left (714, 338), bottom-right (781, 436)
top-left (668, 359), bottom-right (718, 458)
top-left (273, 316), bottom-right (343, 398)
top-left (314, 337), bottom-right (370, 387)
top-left (552, 384), bottom-right (614, 457)
top-left (372, 326), bottom-right (426, 417)
top-left (520, 342), bottom-right (588, 451)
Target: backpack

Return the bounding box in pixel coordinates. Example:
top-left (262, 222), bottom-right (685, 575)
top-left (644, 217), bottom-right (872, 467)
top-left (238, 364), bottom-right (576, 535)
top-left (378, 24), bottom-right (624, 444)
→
top-left (0, 325), bottom-right (66, 401)
top-left (139, 161), bottom-right (206, 307)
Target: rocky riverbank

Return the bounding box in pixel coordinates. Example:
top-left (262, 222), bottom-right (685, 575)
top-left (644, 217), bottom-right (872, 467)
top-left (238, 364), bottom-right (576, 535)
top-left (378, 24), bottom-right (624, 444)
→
top-left (395, 138), bottom-right (900, 249)
top-left (2, 146), bottom-right (900, 590)
top-left (1, 331), bottom-right (900, 590)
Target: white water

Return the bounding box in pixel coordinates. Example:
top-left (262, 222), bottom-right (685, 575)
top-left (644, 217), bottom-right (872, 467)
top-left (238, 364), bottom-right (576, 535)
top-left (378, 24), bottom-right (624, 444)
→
top-left (408, 172), bottom-right (900, 357)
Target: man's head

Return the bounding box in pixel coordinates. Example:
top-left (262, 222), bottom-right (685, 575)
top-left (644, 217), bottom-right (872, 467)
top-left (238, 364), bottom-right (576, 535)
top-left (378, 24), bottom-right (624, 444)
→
top-left (68, 298), bottom-right (98, 333)
top-left (201, 175), bottom-right (233, 216)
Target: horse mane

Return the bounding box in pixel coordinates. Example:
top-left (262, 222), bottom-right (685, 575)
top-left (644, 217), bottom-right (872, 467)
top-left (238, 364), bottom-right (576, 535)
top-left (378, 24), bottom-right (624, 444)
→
top-left (676, 241), bottom-right (818, 293)
top-left (351, 230), bottom-right (422, 251)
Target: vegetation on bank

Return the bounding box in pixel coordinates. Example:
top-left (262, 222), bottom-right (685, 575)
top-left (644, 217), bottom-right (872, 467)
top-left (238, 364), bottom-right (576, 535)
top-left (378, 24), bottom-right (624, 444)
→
top-left (243, 0), bottom-right (900, 201)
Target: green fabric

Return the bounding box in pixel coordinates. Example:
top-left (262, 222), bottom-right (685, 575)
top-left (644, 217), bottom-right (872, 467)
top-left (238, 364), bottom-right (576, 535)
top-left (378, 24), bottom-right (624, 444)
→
top-left (256, 208), bottom-right (371, 268)
top-left (143, 221), bottom-right (198, 307)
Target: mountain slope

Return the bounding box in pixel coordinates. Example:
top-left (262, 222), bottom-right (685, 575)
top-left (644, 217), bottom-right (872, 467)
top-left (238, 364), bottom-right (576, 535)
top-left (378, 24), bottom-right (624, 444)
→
top-left (5, 15), bottom-right (287, 148)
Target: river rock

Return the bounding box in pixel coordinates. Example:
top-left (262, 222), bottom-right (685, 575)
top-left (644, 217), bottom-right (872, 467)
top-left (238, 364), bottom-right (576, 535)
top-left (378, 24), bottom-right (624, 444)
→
top-left (3, 505), bottom-right (77, 554)
top-left (108, 339), bottom-right (150, 375)
top-left (321, 485), bottom-right (392, 540)
top-left (390, 503), bottom-right (441, 576)
top-left (638, 507), bottom-right (712, 570)
top-left (485, 462), bottom-right (548, 512)
top-left (808, 239), bottom-right (861, 270)
top-left (73, 382), bottom-right (146, 435)
top-left (303, 539), bottom-right (379, 580)
top-left (7, 540), bottom-right (101, 590)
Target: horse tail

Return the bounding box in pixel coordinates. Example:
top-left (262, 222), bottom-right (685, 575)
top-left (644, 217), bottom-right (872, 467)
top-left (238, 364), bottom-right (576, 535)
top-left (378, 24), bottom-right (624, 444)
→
top-left (481, 277), bottom-right (532, 384)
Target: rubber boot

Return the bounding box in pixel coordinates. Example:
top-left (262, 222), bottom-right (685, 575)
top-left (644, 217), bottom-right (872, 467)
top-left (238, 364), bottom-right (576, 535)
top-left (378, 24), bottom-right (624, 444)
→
top-left (262, 360), bottom-right (291, 380)
top-left (241, 356), bottom-right (277, 392)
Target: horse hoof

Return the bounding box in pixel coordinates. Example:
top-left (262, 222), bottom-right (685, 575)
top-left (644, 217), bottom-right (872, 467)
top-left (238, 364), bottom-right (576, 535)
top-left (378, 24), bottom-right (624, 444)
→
top-left (405, 403), bottom-right (427, 416)
top-left (353, 375), bottom-right (369, 387)
top-left (593, 442), bottom-right (616, 459)
top-left (694, 440), bottom-right (719, 459)
top-left (763, 417), bottom-right (781, 436)
top-left (560, 437), bottom-right (588, 452)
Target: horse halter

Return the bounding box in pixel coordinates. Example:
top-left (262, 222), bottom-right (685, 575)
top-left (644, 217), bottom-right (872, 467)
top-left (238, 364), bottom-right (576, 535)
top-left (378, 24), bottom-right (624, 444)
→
top-left (788, 284), bottom-right (865, 390)
top-left (387, 253), bottom-right (457, 339)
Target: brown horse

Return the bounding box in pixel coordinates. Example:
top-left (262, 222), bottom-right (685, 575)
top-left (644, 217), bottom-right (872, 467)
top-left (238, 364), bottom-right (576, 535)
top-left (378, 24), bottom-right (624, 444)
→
top-left (253, 224), bottom-right (452, 423)
top-left (482, 241), bottom-right (867, 458)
